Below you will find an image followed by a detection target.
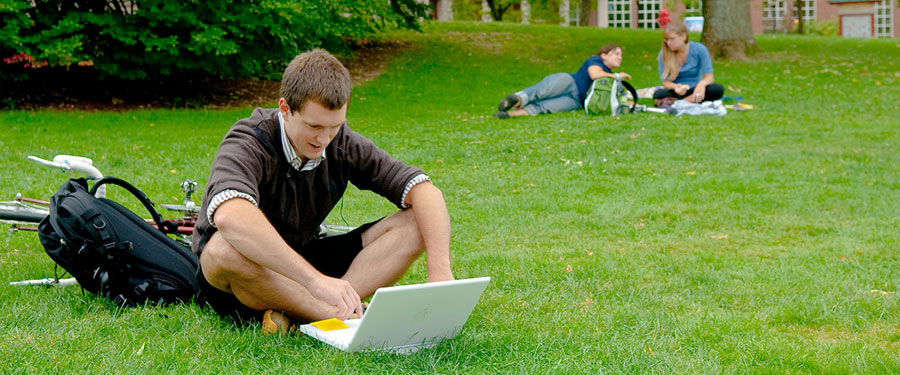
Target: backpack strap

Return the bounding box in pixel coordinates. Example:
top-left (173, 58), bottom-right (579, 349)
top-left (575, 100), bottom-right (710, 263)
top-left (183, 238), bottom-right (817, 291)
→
top-left (48, 179), bottom-right (121, 256)
top-left (89, 177), bottom-right (167, 232)
top-left (584, 79), bottom-right (598, 116)
top-left (47, 179), bottom-right (90, 248)
top-left (621, 80), bottom-right (639, 114)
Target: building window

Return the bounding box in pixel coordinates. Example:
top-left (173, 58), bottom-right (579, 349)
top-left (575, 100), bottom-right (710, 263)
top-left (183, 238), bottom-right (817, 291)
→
top-left (875, 0), bottom-right (894, 37)
top-left (608, 0), bottom-right (632, 28)
top-left (762, 0), bottom-right (816, 33)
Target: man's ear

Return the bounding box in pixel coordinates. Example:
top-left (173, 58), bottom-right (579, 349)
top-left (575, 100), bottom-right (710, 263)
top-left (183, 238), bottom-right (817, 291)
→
top-left (278, 98), bottom-right (290, 114)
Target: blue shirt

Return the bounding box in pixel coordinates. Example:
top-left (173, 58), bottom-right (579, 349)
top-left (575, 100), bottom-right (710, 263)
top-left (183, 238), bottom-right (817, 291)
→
top-left (657, 41), bottom-right (713, 88)
top-left (571, 55), bottom-right (612, 104)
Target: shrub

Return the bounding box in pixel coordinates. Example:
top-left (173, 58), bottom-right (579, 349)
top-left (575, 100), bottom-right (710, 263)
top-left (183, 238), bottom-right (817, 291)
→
top-left (804, 18), bottom-right (838, 37)
top-left (0, 0), bottom-right (427, 81)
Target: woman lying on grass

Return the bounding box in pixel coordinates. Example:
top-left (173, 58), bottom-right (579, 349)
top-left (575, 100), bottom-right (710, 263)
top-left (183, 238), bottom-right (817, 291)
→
top-left (653, 20), bottom-right (725, 107)
top-left (494, 44), bottom-right (631, 119)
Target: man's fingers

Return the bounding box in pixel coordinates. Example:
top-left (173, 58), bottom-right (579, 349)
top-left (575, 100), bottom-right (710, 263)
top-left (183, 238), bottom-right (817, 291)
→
top-left (339, 293), bottom-right (353, 318)
top-left (338, 286), bottom-right (360, 320)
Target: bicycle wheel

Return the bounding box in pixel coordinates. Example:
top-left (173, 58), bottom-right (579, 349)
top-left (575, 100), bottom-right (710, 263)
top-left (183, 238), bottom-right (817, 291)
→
top-left (0, 201), bottom-right (49, 223)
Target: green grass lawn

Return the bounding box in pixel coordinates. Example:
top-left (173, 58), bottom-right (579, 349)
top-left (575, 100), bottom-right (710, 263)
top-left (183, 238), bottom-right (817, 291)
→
top-left (2, 22), bottom-right (899, 374)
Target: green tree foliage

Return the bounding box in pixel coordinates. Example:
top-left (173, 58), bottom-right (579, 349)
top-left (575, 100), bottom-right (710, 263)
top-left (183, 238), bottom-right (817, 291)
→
top-left (0, 0), bottom-right (427, 80)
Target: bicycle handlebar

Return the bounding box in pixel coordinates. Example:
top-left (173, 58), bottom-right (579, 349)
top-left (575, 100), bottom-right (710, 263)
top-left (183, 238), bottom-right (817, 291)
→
top-left (27, 155), bottom-right (106, 198)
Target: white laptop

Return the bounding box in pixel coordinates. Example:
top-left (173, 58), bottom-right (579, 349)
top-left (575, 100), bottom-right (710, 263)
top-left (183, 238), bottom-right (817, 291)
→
top-left (299, 277), bottom-right (490, 354)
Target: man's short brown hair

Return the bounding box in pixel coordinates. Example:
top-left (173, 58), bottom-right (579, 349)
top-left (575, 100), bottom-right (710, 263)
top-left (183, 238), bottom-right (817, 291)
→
top-left (280, 49), bottom-right (352, 112)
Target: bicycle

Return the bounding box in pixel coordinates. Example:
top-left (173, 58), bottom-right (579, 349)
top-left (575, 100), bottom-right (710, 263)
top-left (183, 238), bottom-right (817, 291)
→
top-left (0, 154), bottom-right (199, 236)
top-left (3, 154), bottom-right (356, 286)
top-left (2, 154), bottom-right (199, 286)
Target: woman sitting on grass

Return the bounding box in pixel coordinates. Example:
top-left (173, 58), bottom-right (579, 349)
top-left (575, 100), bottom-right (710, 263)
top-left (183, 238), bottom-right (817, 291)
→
top-left (653, 21), bottom-right (725, 106)
top-left (494, 44), bottom-right (631, 119)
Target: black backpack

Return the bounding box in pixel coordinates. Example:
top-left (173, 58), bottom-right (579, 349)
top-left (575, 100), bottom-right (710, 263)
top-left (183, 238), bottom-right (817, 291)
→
top-left (38, 177), bottom-right (200, 306)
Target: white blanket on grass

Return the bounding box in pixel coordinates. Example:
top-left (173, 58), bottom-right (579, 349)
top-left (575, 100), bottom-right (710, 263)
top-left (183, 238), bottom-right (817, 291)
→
top-left (672, 100), bottom-right (728, 116)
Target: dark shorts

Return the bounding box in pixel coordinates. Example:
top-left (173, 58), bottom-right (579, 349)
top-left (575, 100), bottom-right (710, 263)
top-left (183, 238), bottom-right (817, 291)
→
top-left (653, 83), bottom-right (725, 102)
top-left (197, 220), bottom-right (379, 324)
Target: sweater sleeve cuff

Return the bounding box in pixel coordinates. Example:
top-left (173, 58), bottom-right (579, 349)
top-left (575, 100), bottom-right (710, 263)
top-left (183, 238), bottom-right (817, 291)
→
top-left (207, 189), bottom-right (259, 228)
top-left (399, 174), bottom-right (431, 209)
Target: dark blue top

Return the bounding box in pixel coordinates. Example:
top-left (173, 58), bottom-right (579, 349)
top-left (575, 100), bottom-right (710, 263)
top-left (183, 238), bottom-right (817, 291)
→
top-left (571, 56), bottom-right (612, 104)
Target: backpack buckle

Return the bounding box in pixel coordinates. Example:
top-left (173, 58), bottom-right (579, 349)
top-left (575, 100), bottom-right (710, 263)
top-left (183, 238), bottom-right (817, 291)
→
top-left (134, 281), bottom-right (150, 297)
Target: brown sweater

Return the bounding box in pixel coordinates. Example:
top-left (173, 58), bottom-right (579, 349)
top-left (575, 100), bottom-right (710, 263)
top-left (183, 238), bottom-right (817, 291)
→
top-left (192, 108), bottom-right (424, 254)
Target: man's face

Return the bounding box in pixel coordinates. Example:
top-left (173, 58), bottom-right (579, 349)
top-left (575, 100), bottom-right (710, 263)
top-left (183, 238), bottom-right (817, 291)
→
top-left (280, 99), bottom-right (347, 161)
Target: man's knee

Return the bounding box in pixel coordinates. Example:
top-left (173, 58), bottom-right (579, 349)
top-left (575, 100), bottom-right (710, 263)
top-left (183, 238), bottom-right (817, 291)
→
top-left (200, 232), bottom-right (264, 290)
top-left (364, 209), bottom-right (425, 256)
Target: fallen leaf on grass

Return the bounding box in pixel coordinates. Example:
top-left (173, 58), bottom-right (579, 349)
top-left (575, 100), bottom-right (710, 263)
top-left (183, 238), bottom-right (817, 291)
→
top-left (870, 289), bottom-right (895, 296)
top-left (170, 169), bottom-right (177, 173)
top-left (564, 265), bottom-right (573, 273)
top-left (577, 297), bottom-right (596, 307)
top-left (585, 249), bottom-right (593, 256)
top-left (686, 171), bottom-right (697, 176)
top-left (710, 234), bottom-right (729, 239)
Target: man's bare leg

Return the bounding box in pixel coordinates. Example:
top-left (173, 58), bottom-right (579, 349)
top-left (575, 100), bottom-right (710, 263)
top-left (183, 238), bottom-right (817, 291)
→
top-left (200, 208), bottom-right (425, 322)
top-left (200, 233), bottom-right (340, 322)
top-left (342, 208), bottom-right (425, 297)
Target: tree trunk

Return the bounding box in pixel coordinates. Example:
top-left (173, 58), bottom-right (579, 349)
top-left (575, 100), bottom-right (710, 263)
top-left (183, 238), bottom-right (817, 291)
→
top-left (482, 0), bottom-right (492, 22)
top-left (578, 0), bottom-right (592, 26)
top-left (521, 0), bottom-right (531, 24)
top-left (701, 0), bottom-right (759, 60)
top-left (437, 0), bottom-right (453, 21)
top-left (560, 0), bottom-right (570, 26)
top-left (795, 0), bottom-right (804, 34)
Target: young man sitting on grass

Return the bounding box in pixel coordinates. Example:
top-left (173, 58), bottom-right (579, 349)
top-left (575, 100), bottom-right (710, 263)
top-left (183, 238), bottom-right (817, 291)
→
top-left (192, 49), bottom-right (454, 333)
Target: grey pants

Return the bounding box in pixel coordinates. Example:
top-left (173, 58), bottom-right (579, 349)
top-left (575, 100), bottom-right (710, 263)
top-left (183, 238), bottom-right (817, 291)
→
top-left (517, 73), bottom-right (581, 115)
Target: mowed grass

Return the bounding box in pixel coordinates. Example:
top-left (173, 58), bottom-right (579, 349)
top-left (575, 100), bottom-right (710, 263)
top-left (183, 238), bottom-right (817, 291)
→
top-left (1, 22), bottom-right (899, 374)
